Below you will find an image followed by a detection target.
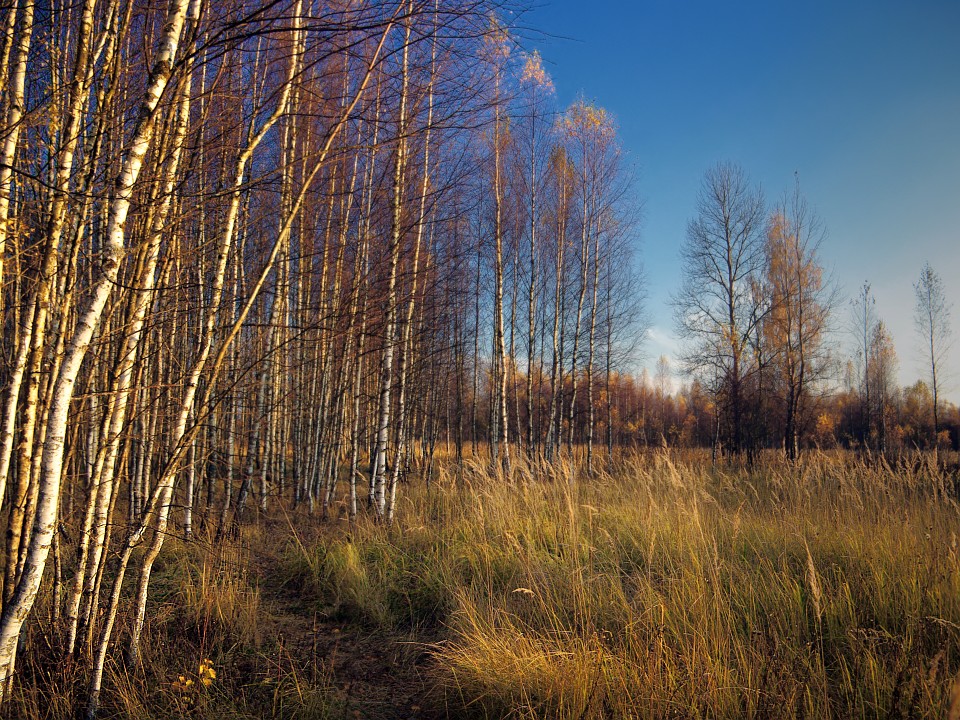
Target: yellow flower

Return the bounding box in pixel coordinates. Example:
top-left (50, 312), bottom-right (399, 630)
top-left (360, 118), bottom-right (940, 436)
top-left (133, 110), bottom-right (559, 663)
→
top-left (198, 659), bottom-right (217, 686)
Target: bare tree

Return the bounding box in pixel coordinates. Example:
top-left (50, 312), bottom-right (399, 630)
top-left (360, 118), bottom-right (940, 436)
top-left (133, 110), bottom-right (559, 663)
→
top-left (516, 51), bottom-right (554, 456)
top-left (674, 162), bottom-right (765, 455)
top-left (850, 282), bottom-right (877, 449)
top-left (0, 0), bottom-right (194, 695)
top-left (0, 1), bottom-right (658, 712)
top-left (486, 19), bottom-right (511, 474)
top-left (914, 262), bottom-right (952, 443)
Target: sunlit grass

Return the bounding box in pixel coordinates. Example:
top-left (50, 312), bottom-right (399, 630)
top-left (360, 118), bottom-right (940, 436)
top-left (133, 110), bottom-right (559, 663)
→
top-left (10, 449), bottom-right (960, 718)
top-left (284, 450), bottom-right (960, 718)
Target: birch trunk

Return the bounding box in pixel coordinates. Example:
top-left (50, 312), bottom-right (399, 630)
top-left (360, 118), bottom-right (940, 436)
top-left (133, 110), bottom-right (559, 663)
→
top-left (371, 16), bottom-right (411, 517)
top-left (0, 0), bottom-right (32, 333)
top-left (387, 16), bottom-right (435, 522)
top-left (0, 0), bottom-right (192, 695)
top-left (545, 157), bottom-right (569, 460)
top-left (491, 37), bottom-right (510, 475)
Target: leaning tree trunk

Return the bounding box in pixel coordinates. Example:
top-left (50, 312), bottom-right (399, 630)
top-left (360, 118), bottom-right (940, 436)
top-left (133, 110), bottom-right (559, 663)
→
top-left (0, 0), bottom-right (192, 696)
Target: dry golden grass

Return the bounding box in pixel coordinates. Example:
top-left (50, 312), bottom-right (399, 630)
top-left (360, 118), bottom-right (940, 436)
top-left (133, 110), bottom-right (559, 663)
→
top-left (9, 449), bottom-right (960, 719)
top-left (7, 522), bottom-right (343, 720)
top-left (284, 449), bottom-right (960, 718)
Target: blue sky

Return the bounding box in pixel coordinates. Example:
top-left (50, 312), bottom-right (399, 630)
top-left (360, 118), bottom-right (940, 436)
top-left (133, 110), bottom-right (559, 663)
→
top-left (518, 0), bottom-right (960, 398)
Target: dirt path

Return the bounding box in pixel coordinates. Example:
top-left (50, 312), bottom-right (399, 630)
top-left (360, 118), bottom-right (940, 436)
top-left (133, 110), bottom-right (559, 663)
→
top-left (247, 538), bottom-right (445, 720)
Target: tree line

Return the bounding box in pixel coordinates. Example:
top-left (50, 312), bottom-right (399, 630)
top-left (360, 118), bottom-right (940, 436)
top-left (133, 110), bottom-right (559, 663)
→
top-left (672, 162), bottom-right (955, 459)
top-left (0, 0), bottom-right (644, 711)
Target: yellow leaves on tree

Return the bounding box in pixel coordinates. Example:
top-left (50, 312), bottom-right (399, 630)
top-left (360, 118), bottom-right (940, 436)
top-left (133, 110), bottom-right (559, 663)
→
top-left (561, 99), bottom-right (614, 140)
top-left (520, 50), bottom-right (554, 93)
top-left (482, 14), bottom-right (511, 62)
top-left (764, 211), bottom-right (826, 358)
top-left (813, 413), bottom-right (836, 446)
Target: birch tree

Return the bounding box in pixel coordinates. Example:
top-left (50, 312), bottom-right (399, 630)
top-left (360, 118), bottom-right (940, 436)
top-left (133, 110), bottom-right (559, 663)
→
top-left (762, 183), bottom-right (834, 459)
top-left (674, 162), bottom-right (765, 455)
top-left (0, 0), bottom-right (194, 694)
top-left (516, 51), bottom-right (553, 455)
top-left (914, 263), bottom-right (952, 444)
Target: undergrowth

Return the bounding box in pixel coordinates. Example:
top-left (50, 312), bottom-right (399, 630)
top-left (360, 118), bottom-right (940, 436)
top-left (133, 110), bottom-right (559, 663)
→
top-left (8, 450), bottom-right (960, 719)
top-left (9, 522), bottom-right (343, 720)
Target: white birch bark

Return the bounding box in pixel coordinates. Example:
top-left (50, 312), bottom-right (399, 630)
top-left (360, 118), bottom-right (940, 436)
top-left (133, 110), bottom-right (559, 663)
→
top-left (371, 14), bottom-right (412, 517)
top-left (545, 154), bottom-right (569, 460)
top-left (490, 33), bottom-right (510, 475)
top-left (122, 0), bottom-right (394, 665)
top-left (65, 41), bottom-right (195, 657)
top-left (387, 20), bottom-right (436, 522)
top-left (0, 0), bottom-right (192, 695)
top-left (123, 0), bottom-right (306, 667)
top-left (0, 0), bottom-right (33, 327)
top-left (567, 138), bottom-right (591, 455)
top-left (348, 92), bottom-right (380, 518)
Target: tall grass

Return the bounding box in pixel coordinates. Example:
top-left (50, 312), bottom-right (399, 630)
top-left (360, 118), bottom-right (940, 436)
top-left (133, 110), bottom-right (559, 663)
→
top-left (285, 450), bottom-right (960, 718)
top-left (8, 523), bottom-right (343, 720)
top-left (10, 450), bottom-right (960, 718)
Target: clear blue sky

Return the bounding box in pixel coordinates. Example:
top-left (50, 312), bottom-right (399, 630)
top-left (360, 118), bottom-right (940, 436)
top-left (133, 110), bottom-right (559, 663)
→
top-left (518, 0), bottom-right (960, 399)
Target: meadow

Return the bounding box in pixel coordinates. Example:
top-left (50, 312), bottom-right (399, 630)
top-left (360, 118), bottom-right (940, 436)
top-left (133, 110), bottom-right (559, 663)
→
top-left (11, 450), bottom-right (960, 719)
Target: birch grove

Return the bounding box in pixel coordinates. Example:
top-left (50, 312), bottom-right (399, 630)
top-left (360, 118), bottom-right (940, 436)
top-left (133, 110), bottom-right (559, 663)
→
top-left (0, 0), bottom-right (642, 712)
